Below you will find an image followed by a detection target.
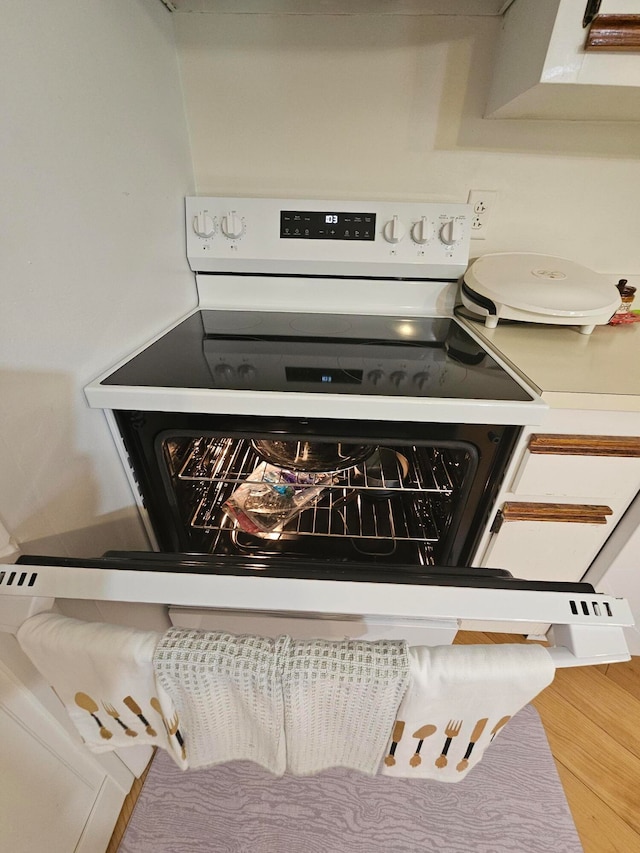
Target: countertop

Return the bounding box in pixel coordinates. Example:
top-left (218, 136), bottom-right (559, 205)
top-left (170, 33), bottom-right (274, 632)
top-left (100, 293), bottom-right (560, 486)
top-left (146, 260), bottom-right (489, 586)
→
top-left (460, 315), bottom-right (640, 412)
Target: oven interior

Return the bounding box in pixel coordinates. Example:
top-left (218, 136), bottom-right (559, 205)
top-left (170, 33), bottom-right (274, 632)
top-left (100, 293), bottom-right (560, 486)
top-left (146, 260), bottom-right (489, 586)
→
top-left (161, 434), bottom-right (473, 566)
top-left (114, 413), bottom-right (518, 570)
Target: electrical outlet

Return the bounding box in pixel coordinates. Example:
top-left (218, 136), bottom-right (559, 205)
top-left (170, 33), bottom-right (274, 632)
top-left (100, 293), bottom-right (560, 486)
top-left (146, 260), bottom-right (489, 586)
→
top-left (467, 190), bottom-right (497, 240)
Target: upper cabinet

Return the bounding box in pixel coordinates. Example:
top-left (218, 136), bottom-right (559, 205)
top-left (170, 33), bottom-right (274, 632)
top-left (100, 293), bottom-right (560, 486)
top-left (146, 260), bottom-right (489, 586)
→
top-left (486, 0), bottom-right (640, 120)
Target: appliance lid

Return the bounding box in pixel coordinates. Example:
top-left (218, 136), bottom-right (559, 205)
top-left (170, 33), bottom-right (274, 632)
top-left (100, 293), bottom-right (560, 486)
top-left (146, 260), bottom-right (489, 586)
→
top-left (464, 253), bottom-right (620, 318)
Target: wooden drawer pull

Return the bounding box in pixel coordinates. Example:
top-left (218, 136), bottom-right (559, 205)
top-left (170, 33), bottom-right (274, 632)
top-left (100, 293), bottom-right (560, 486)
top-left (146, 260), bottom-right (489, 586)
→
top-left (586, 15), bottom-right (640, 51)
top-left (528, 434), bottom-right (640, 458)
top-left (502, 502), bottom-right (613, 524)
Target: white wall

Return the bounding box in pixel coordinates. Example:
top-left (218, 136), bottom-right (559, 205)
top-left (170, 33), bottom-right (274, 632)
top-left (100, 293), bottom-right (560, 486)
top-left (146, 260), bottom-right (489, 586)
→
top-left (174, 11), bottom-right (640, 279)
top-left (3, 5), bottom-right (640, 559)
top-left (0, 0), bottom-right (195, 557)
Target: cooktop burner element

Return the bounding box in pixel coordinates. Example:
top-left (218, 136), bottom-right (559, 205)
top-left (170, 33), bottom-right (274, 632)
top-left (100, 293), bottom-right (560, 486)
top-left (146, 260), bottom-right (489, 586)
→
top-left (101, 310), bottom-right (532, 401)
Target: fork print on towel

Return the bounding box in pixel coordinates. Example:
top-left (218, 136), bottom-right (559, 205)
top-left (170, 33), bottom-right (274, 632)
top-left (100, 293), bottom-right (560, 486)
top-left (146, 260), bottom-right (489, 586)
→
top-left (435, 719), bottom-right (463, 768)
top-left (150, 697), bottom-right (187, 761)
top-left (74, 692), bottom-right (113, 740)
top-left (102, 701), bottom-right (138, 737)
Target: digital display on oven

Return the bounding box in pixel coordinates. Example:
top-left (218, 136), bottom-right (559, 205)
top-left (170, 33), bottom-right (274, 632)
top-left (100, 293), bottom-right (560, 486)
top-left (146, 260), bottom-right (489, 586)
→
top-left (285, 367), bottom-right (363, 384)
top-left (280, 211), bottom-right (376, 241)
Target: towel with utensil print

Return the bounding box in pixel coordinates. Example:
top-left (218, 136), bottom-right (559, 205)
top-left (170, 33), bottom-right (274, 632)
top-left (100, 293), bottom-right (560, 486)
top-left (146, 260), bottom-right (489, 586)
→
top-left (16, 612), bottom-right (187, 769)
top-left (380, 643), bottom-right (555, 782)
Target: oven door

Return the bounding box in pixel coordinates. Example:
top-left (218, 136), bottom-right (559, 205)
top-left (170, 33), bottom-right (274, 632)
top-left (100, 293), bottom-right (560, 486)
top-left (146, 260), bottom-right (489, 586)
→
top-left (1, 552), bottom-right (633, 667)
top-left (113, 412), bottom-right (520, 569)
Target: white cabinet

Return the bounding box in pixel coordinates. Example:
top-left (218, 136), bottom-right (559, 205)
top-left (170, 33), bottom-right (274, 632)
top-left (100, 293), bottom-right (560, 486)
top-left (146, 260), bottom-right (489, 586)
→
top-left (0, 660), bottom-right (102, 853)
top-left (484, 513), bottom-right (614, 583)
top-left (584, 490), bottom-right (640, 655)
top-left (512, 452), bottom-right (639, 505)
top-left (0, 637), bottom-right (133, 853)
top-left (481, 432), bottom-right (640, 583)
top-left (465, 428), bottom-right (640, 634)
top-left (486, 0), bottom-right (640, 120)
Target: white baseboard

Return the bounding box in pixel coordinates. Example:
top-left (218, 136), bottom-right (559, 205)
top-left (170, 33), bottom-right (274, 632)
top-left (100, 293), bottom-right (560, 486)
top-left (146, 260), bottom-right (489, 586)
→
top-left (75, 777), bottom-right (128, 853)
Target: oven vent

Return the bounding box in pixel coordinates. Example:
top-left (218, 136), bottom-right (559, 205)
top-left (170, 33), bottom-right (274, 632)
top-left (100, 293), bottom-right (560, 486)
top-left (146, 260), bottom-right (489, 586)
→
top-left (569, 599), bottom-right (612, 618)
top-left (0, 570), bottom-right (38, 588)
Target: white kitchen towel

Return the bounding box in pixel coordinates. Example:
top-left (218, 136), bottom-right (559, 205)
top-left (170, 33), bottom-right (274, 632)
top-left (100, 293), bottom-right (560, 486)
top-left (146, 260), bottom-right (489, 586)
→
top-left (16, 611), bottom-right (186, 768)
top-left (153, 628), bottom-right (286, 774)
top-left (280, 636), bottom-right (410, 776)
top-left (380, 643), bottom-right (555, 782)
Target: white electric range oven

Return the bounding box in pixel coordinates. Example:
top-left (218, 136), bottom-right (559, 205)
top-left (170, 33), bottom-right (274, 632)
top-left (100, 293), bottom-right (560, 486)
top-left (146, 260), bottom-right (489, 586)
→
top-left (0, 197), bottom-right (632, 665)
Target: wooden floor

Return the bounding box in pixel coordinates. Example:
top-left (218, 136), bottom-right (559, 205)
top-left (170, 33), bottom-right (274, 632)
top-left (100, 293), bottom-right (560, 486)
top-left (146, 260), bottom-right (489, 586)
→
top-left (105, 758), bottom-right (153, 853)
top-left (105, 634), bottom-right (640, 853)
top-left (455, 632), bottom-right (640, 853)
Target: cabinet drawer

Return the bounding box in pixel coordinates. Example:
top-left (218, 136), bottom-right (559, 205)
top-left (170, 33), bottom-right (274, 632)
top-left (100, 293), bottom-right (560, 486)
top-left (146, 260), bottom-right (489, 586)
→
top-left (511, 434), bottom-right (640, 505)
top-left (483, 515), bottom-right (612, 583)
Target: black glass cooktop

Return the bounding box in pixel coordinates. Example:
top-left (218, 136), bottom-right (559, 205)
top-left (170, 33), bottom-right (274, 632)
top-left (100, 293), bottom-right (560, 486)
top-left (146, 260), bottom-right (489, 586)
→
top-left (102, 310), bottom-right (532, 401)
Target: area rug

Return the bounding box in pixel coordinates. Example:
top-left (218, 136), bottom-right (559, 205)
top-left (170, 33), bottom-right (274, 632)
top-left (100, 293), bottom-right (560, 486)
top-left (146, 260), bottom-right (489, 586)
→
top-left (118, 704), bottom-right (582, 853)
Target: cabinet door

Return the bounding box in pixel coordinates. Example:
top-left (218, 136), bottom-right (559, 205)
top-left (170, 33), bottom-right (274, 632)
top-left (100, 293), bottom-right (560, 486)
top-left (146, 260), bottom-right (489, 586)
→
top-left (487, 0), bottom-right (640, 120)
top-left (0, 659), bottom-right (124, 853)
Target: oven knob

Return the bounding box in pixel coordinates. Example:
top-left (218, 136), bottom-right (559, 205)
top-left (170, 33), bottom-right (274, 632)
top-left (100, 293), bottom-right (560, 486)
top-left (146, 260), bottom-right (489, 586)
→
top-left (390, 370), bottom-right (408, 386)
top-left (214, 363), bottom-right (234, 381)
top-left (413, 371), bottom-right (431, 390)
top-left (237, 363), bottom-right (256, 380)
top-left (193, 212), bottom-right (215, 238)
top-left (382, 215), bottom-right (406, 244)
top-left (221, 211), bottom-right (245, 240)
top-left (411, 217), bottom-right (434, 245)
top-left (439, 218), bottom-right (463, 246)
top-left (367, 369), bottom-right (385, 385)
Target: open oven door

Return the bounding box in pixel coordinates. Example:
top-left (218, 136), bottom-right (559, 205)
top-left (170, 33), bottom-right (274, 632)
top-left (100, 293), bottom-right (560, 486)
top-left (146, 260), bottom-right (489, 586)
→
top-left (0, 552), bottom-right (633, 668)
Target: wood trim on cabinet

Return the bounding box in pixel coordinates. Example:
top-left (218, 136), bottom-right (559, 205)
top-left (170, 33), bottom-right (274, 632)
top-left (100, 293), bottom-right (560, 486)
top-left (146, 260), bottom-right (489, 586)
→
top-left (528, 434), bottom-right (640, 458)
top-left (585, 15), bottom-right (640, 51)
top-left (502, 502), bottom-right (613, 524)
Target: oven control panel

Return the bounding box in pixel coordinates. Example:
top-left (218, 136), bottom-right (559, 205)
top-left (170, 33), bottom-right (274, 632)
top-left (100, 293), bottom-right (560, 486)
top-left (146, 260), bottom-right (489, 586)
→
top-left (186, 196), bottom-right (471, 280)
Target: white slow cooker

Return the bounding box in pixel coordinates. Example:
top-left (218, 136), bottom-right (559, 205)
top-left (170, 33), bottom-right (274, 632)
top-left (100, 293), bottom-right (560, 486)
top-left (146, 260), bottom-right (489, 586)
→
top-left (461, 252), bottom-right (620, 335)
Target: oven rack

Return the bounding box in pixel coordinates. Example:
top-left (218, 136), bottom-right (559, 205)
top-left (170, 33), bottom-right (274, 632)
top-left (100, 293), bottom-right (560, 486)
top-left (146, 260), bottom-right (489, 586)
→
top-left (190, 485), bottom-right (445, 544)
top-left (177, 437), bottom-right (459, 496)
